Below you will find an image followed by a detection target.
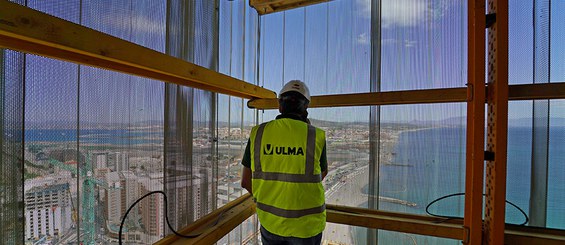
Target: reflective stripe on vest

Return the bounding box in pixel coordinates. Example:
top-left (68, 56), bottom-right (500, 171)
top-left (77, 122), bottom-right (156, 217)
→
top-left (256, 202), bottom-right (326, 219)
top-left (252, 121), bottom-right (326, 219)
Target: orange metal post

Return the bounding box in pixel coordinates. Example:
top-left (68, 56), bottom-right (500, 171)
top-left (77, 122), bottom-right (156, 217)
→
top-left (464, 0), bottom-right (486, 244)
top-left (484, 0), bottom-right (509, 244)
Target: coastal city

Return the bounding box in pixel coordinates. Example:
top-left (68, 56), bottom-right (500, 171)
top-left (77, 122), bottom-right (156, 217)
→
top-left (22, 122), bottom-right (419, 244)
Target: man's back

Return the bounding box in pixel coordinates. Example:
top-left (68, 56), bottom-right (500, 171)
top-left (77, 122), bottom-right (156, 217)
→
top-left (240, 80), bottom-right (328, 244)
top-left (250, 117), bottom-right (326, 238)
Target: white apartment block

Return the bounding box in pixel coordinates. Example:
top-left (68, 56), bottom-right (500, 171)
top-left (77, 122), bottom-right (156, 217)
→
top-left (105, 171), bottom-right (141, 226)
top-left (105, 172), bottom-right (123, 226)
top-left (24, 183), bottom-right (72, 241)
top-left (94, 152), bottom-right (108, 169)
top-left (114, 152), bottom-right (129, 172)
top-left (139, 175), bottom-right (165, 239)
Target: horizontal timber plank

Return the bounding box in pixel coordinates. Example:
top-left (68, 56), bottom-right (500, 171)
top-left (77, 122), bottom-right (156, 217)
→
top-left (154, 194), bottom-right (255, 245)
top-left (248, 87), bottom-right (468, 109)
top-left (0, 1), bottom-right (275, 99)
top-left (326, 204), bottom-right (466, 241)
top-left (504, 224), bottom-right (565, 245)
top-left (250, 0), bottom-right (332, 15)
top-left (248, 83), bottom-right (565, 109)
top-left (508, 82), bottom-right (565, 100)
top-left (155, 201), bottom-right (565, 244)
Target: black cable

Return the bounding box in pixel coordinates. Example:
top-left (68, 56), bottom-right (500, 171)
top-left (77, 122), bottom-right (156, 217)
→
top-left (425, 192), bottom-right (529, 226)
top-left (119, 190), bottom-right (223, 244)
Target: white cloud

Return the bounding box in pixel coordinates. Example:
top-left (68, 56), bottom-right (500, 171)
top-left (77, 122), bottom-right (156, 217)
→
top-left (356, 0), bottom-right (450, 28)
top-left (404, 40), bottom-right (418, 48)
top-left (357, 32), bottom-right (369, 45)
top-left (380, 38), bottom-right (418, 48)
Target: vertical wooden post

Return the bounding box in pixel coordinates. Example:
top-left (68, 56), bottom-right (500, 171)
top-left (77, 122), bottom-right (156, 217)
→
top-left (464, 0), bottom-right (486, 244)
top-left (484, 0), bottom-right (509, 244)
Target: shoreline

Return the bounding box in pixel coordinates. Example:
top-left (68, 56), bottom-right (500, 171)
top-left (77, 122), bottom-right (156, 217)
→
top-left (322, 126), bottom-right (437, 244)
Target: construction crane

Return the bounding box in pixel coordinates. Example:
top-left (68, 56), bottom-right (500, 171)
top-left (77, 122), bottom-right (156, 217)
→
top-left (49, 152), bottom-right (118, 245)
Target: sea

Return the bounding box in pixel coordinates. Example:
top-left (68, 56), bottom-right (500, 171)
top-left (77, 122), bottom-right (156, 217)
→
top-left (24, 129), bottom-right (162, 145)
top-left (353, 126), bottom-right (565, 244)
top-left (22, 127), bottom-right (565, 244)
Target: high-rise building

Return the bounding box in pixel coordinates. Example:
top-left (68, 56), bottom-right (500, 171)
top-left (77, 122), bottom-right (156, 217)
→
top-left (104, 172), bottom-right (123, 226)
top-left (104, 171), bottom-right (141, 227)
top-left (93, 152), bottom-right (108, 169)
top-left (115, 152), bottom-right (129, 172)
top-left (140, 174), bottom-right (164, 238)
top-left (24, 183), bottom-right (72, 241)
top-left (164, 173), bottom-right (204, 228)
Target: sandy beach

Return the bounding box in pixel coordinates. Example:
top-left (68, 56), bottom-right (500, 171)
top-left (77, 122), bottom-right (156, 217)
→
top-left (320, 127), bottom-right (428, 244)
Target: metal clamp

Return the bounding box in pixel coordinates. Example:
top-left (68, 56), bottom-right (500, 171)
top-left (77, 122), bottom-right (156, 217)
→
top-left (486, 13), bottom-right (496, 28)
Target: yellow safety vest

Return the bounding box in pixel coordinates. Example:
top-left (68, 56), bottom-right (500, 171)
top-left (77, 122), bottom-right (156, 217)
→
top-left (250, 118), bottom-right (326, 238)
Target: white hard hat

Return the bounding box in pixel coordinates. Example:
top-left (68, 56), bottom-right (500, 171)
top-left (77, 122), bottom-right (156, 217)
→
top-left (279, 80), bottom-right (311, 102)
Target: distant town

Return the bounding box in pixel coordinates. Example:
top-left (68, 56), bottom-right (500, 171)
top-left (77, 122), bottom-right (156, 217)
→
top-left (23, 121), bottom-right (422, 244)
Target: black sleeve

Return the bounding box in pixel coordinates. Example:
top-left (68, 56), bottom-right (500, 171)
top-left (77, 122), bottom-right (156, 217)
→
top-left (241, 139), bottom-right (251, 168)
top-left (320, 142), bottom-right (328, 172)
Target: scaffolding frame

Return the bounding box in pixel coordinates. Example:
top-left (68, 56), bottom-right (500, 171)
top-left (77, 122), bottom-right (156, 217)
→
top-left (0, 1), bottom-right (275, 100)
top-left (2, 1), bottom-right (565, 244)
top-left (247, 83), bottom-right (565, 109)
top-left (249, 0), bottom-right (332, 15)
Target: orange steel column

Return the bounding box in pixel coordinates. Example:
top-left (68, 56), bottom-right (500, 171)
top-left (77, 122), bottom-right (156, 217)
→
top-left (484, 0), bottom-right (509, 244)
top-left (464, 0), bottom-right (486, 244)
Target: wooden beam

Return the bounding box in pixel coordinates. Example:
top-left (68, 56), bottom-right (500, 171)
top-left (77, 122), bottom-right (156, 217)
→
top-left (464, 0), bottom-right (486, 244)
top-left (247, 82), bottom-right (565, 110)
top-left (248, 87), bottom-right (467, 109)
top-left (248, 83), bottom-right (565, 109)
top-left (0, 1), bottom-right (275, 99)
top-left (155, 201), bottom-right (565, 245)
top-left (508, 82), bottom-right (565, 100)
top-left (250, 0), bottom-right (332, 15)
top-left (154, 194), bottom-right (255, 245)
top-left (326, 204), bottom-right (466, 241)
top-left (484, 0), bottom-right (509, 244)
top-left (505, 225), bottom-right (565, 245)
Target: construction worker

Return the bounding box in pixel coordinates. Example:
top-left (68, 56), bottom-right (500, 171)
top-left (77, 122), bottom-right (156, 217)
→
top-left (241, 80), bottom-right (328, 245)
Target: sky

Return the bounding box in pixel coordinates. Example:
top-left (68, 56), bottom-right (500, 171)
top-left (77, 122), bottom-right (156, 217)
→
top-left (18, 0), bottom-right (565, 125)
top-left (219, 0), bottom-right (565, 124)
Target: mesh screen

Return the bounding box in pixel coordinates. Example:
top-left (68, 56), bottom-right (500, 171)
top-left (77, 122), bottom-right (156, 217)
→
top-left (217, 1), bottom-right (261, 244)
top-left (506, 101), bottom-right (533, 225)
top-left (11, 0), bottom-right (219, 242)
top-left (256, 0), bottom-right (467, 244)
top-left (164, 0), bottom-right (216, 237)
top-left (5, 0), bottom-right (565, 244)
top-left (507, 0), bottom-right (565, 229)
top-left (24, 52), bottom-right (79, 242)
top-left (23, 0), bottom-right (170, 244)
top-left (547, 0), bottom-right (565, 230)
top-left (80, 1), bottom-right (166, 243)
top-left (1, 49), bottom-right (25, 244)
top-left (548, 100), bottom-right (565, 229)
top-left (2, 6), bottom-right (27, 242)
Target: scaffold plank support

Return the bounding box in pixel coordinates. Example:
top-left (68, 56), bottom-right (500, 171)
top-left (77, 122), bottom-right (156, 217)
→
top-left (154, 194), bottom-right (255, 245)
top-left (0, 1), bottom-right (276, 99)
top-left (464, 0), bottom-right (486, 244)
top-left (484, 0), bottom-right (509, 244)
top-left (504, 225), bottom-right (565, 245)
top-left (155, 201), bottom-right (565, 244)
top-left (327, 205), bottom-right (466, 240)
top-left (250, 0), bottom-right (332, 15)
top-left (247, 83), bottom-right (565, 110)
top-left (248, 87), bottom-right (467, 109)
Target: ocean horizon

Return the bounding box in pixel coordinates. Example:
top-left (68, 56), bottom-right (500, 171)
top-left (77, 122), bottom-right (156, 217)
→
top-left (24, 129), bottom-right (162, 145)
top-left (352, 126), bottom-right (565, 244)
